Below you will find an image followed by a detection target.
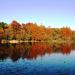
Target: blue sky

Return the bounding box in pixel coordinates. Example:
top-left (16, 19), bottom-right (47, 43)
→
top-left (0, 0), bottom-right (75, 30)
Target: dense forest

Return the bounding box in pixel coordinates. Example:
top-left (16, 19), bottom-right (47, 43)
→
top-left (0, 20), bottom-right (75, 43)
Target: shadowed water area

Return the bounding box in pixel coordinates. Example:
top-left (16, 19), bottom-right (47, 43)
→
top-left (0, 42), bottom-right (75, 75)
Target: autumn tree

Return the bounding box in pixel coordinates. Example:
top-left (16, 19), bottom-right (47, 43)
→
top-left (0, 22), bottom-right (8, 41)
top-left (60, 27), bottom-right (72, 40)
top-left (22, 23), bottom-right (32, 41)
top-left (72, 31), bottom-right (75, 42)
top-left (0, 28), bottom-right (4, 42)
top-left (11, 20), bottom-right (21, 40)
top-left (45, 27), bottom-right (53, 41)
top-left (0, 22), bottom-right (7, 29)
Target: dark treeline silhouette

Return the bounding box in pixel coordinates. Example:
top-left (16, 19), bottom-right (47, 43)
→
top-left (0, 20), bottom-right (75, 43)
top-left (0, 43), bottom-right (75, 61)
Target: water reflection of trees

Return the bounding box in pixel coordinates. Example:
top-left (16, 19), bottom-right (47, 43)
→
top-left (0, 43), bottom-right (75, 61)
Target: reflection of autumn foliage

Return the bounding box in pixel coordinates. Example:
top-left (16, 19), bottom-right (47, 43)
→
top-left (0, 43), bottom-right (74, 61)
top-left (60, 43), bottom-right (72, 54)
top-left (24, 43), bottom-right (53, 59)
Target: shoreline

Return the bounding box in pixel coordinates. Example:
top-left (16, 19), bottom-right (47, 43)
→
top-left (0, 40), bottom-right (73, 44)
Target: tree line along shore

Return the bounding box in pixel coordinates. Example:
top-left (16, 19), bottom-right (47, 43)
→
top-left (0, 20), bottom-right (75, 44)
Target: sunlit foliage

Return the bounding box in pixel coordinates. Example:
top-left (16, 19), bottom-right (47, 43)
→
top-left (0, 20), bottom-right (74, 42)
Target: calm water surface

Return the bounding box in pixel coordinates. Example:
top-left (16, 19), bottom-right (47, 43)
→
top-left (0, 43), bottom-right (75, 75)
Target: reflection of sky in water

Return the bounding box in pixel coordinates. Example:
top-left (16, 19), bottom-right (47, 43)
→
top-left (0, 50), bottom-right (75, 75)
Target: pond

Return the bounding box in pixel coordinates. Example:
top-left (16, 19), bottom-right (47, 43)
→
top-left (0, 42), bottom-right (75, 75)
